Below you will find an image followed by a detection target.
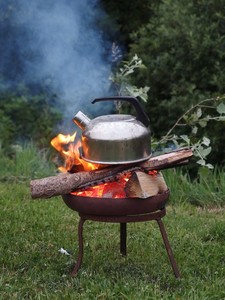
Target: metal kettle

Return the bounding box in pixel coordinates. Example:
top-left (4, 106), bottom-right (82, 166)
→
top-left (73, 96), bottom-right (151, 164)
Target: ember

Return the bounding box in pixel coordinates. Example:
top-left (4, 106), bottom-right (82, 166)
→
top-left (72, 177), bottom-right (129, 198)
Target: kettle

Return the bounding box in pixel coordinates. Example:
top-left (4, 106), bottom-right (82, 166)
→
top-left (73, 96), bottom-right (151, 164)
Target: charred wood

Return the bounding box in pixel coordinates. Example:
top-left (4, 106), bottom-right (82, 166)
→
top-left (30, 148), bottom-right (193, 199)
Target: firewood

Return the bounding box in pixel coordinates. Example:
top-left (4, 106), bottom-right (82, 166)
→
top-left (156, 172), bottom-right (168, 193)
top-left (124, 171), bottom-right (168, 198)
top-left (124, 171), bottom-right (158, 198)
top-left (30, 148), bottom-right (192, 199)
top-left (30, 165), bottom-right (135, 199)
top-left (139, 148), bottom-right (193, 170)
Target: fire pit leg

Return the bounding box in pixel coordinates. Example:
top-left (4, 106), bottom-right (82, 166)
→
top-left (120, 223), bottom-right (127, 256)
top-left (71, 217), bottom-right (86, 277)
top-left (156, 218), bottom-right (181, 278)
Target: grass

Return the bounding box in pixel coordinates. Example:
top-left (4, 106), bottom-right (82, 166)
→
top-left (0, 144), bottom-right (225, 299)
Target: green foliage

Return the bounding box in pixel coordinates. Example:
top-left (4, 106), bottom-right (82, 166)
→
top-left (189, 166), bottom-right (225, 207)
top-left (111, 54), bottom-right (224, 168)
top-left (0, 143), bottom-right (56, 181)
top-left (164, 167), bottom-right (225, 207)
top-left (155, 95), bottom-right (225, 168)
top-left (0, 92), bottom-right (62, 151)
top-left (110, 54), bottom-right (150, 102)
top-left (100, 0), bottom-right (159, 44)
top-left (0, 108), bottom-right (15, 147)
top-left (129, 0), bottom-right (225, 164)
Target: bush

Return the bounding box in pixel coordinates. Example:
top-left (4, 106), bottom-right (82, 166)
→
top-left (129, 0), bottom-right (225, 164)
top-left (0, 92), bottom-right (62, 151)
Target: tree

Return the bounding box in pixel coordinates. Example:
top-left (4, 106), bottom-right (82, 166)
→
top-left (129, 0), bottom-right (225, 164)
top-left (0, 92), bottom-right (62, 151)
top-left (100, 0), bottom-right (159, 45)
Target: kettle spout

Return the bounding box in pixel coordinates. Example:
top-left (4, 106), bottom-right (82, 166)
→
top-left (73, 111), bottom-right (91, 130)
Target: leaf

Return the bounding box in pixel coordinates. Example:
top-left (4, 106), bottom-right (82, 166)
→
top-left (126, 86), bottom-right (150, 102)
top-left (196, 108), bottom-right (202, 118)
top-left (199, 119), bottom-right (207, 127)
top-left (124, 69), bottom-right (134, 76)
top-left (200, 146), bottom-right (212, 158)
top-left (205, 163), bottom-right (214, 169)
top-left (196, 159), bottom-right (206, 166)
top-left (216, 102), bottom-right (225, 114)
top-left (202, 137), bottom-right (210, 146)
top-left (192, 126), bottom-right (198, 134)
top-left (180, 135), bottom-right (190, 144)
top-left (197, 160), bottom-right (214, 169)
top-left (133, 54), bottom-right (138, 60)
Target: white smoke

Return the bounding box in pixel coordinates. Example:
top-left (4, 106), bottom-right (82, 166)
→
top-left (12, 0), bottom-right (113, 126)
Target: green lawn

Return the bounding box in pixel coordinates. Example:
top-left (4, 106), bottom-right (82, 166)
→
top-left (1, 182), bottom-right (225, 299)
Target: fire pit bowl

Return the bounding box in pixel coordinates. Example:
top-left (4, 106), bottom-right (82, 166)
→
top-left (62, 189), bottom-right (169, 216)
top-left (61, 189), bottom-right (181, 278)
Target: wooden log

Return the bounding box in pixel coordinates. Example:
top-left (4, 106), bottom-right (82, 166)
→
top-left (30, 148), bottom-right (193, 199)
top-left (139, 148), bottom-right (193, 170)
top-left (156, 172), bottom-right (168, 193)
top-left (30, 165), bottom-right (134, 199)
top-left (124, 171), bottom-right (159, 198)
top-left (124, 171), bottom-right (168, 198)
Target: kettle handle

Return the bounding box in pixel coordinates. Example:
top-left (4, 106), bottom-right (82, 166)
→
top-left (92, 96), bottom-right (150, 127)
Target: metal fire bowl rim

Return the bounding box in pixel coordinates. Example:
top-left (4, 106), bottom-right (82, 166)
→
top-left (80, 153), bottom-right (152, 164)
top-left (62, 189), bottom-right (170, 216)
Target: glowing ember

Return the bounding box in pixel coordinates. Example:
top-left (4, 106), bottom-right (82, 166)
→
top-left (71, 170), bottom-right (157, 198)
top-left (72, 177), bottom-right (129, 198)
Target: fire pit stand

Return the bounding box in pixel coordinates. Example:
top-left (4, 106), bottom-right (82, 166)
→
top-left (71, 207), bottom-right (180, 278)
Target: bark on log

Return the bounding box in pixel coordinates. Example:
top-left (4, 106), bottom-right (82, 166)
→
top-left (139, 148), bottom-right (193, 170)
top-left (30, 165), bottom-right (134, 199)
top-left (30, 148), bottom-right (193, 199)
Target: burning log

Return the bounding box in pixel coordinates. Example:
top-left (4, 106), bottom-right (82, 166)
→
top-left (30, 164), bottom-right (132, 199)
top-left (30, 148), bottom-right (193, 199)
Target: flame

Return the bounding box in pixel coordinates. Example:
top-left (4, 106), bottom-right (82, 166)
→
top-left (51, 132), bottom-right (98, 172)
top-left (51, 132), bottom-right (158, 198)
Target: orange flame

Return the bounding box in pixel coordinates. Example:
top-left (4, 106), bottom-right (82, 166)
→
top-left (50, 131), bottom-right (130, 198)
top-left (51, 132), bottom-right (98, 172)
top-left (51, 132), bottom-right (157, 198)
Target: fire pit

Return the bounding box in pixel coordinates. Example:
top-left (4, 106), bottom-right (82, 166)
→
top-left (62, 189), bottom-right (180, 278)
top-left (30, 97), bottom-right (193, 278)
top-left (62, 189), bottom-right (169, 216)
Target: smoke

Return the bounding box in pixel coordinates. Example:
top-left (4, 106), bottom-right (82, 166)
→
top-left (1, 0), bottom-right (114, 127)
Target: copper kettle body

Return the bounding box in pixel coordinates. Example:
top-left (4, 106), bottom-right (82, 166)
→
top-left (73, 96), bottom-right (151, 165)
